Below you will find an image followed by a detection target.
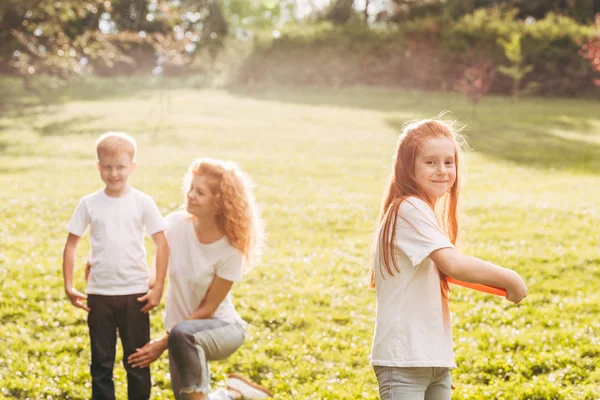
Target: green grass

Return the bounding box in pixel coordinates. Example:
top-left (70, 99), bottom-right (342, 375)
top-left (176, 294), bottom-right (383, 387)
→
top-left (1, 76), bottom-right (600, 399)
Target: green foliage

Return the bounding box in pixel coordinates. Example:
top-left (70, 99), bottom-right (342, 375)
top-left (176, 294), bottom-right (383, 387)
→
top-left (235, 10), bottom-right (598, 97)
top-left (1, 77), bottom-right (600, 399)
top-left (389, 0), bottom-right (600, 23)
top-left (496, 33), bottom-right (538, 99)
top-left (236, 23), bottom-right (408, 87)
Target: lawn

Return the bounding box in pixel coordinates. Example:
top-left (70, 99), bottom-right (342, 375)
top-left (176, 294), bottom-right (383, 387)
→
top-left (1, 77), bottom-right (599, 399)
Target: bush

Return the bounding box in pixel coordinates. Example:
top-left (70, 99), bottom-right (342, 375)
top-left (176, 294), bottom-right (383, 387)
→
top-left (234, 10), bottom-right (599, 97)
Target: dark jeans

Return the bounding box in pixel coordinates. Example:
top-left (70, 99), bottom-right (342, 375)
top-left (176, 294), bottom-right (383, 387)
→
top-left (87, 293), bottom-right (151, 400)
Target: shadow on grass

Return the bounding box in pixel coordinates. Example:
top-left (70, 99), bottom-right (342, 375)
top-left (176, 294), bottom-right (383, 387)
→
top-left (386, 117), bottom-right (600, 174)
top-left (226, 85), bottom-right (600, 174)
top-left (0, 74), bottom-right (209, 106)
top-left (225, 84), bottom-right (428, 113)
top-left (37, 114), bottom-right (102, 136)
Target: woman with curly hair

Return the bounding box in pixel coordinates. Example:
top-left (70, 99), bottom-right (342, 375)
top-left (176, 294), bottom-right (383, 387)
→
top-left (128, 158), bottom-right (272, 400)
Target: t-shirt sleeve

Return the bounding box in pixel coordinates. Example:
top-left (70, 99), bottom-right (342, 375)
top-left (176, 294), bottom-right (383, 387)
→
top-left (215, 249), bottom-right (244, 282)
top-left (143, 196), bottom-right (166, 236)
top-left (394, 197), bottom-right (454, 267)
top-left (66, 198), bottom-right (90, 237)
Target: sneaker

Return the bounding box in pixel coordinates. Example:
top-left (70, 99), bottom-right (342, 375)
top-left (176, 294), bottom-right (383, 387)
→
top-left (226, 373), bottom-right (273, 399)
top-left (209, 388), bottom-right (232, 400)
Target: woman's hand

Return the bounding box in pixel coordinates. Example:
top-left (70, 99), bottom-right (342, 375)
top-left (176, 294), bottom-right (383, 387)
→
top-left (128, 337), bottom-right (168, 368)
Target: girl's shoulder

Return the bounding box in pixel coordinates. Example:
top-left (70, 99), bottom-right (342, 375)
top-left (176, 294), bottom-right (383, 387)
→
top-left (398, 196), bottom-right (433, 217)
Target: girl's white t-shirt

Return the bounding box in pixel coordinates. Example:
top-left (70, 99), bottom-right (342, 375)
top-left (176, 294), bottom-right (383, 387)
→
top-left (163, 211), bottom-right (246, 332)
top-left (371, 197), bottom-right (456, 368)
top-left (66, 188), bottom-right (165, 295)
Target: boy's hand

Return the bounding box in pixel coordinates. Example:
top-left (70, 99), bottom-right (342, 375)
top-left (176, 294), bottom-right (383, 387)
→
top-left (65, 288), bottom-right (90, 312)
top-left (138, 287), bottom-right (163, 313)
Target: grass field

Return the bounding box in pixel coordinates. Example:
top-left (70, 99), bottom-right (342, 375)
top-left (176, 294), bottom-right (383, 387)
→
top-left (1, 77), bottom-right (600, 399)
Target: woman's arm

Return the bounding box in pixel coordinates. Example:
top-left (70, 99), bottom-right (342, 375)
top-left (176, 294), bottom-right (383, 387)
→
top-left (430, 247), bottom-right (527, 304)
top-left (128, 335), bottom-right (169, 368)
top-left (187, 276), bottom-right (234, 320)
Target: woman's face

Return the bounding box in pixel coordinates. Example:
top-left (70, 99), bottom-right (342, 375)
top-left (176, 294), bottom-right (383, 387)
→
top-left (186, 175), bottom-right (221, 219)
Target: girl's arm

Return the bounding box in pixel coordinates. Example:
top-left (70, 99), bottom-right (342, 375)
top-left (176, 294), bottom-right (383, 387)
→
top-left (187, 276), bottom-right (234, 320)
top-left (430, 247), bottom-right (527, 304)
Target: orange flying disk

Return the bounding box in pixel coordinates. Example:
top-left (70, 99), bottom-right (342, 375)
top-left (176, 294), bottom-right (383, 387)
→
top-left (447, 277), bottom-right (507, 297)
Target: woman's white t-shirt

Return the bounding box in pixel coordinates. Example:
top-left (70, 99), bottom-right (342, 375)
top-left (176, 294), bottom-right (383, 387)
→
top-left (163, 211), bottom-right (246, 332)
top-left (370, 197), bottom-right (456, 368)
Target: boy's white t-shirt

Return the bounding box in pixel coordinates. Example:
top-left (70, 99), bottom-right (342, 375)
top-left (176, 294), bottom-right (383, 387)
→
top-left (163, 211), bottom-right (246, 332)
top-left (371, 197), bottom-right (456, 368)
top-left (67, 188), bottom-right (165, 295)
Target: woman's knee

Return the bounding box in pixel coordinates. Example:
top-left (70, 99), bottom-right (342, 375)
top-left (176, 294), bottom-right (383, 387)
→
top-left (168, 322), bottom-right (193, 349)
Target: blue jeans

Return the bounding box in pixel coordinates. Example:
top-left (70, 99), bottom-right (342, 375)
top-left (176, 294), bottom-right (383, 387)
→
top-left (374, 366), bottom-right (452, 400)
top-left (168, 319), bottom-right (245, 400)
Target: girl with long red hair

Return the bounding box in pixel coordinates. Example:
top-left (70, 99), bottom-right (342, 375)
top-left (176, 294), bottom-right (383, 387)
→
top-left (369, 119), bottom-right (527, 399)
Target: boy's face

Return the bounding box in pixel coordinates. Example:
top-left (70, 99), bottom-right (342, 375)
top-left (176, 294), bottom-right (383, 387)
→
top-left (97, 151), bottom-right (136, 196)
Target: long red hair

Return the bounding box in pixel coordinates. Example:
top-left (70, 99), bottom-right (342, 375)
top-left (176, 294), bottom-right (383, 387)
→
top-left (368, 119), bottom-right (466, 297)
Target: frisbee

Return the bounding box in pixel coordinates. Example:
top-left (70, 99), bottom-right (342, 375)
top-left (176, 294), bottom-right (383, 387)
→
top-left (447, 277), bottom-right (507, 297)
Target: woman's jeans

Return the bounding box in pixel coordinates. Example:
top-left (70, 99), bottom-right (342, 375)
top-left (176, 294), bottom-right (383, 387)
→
top-left (168, 319), bottom-right (245, 400)
top-left (374, 366), bottom-right (452, 400)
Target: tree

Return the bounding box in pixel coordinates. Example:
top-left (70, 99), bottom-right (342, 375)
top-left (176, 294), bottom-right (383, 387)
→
top-left (325, 0), bottom-right (355, 25)
top-left (580, 13), bottom-right (600, 86)
top-left (0, 0), bottom-right (235, 93)
top-left (459, 60), bottom-right (495, 119)
top-left (496, 32), bottom-right (538, 100)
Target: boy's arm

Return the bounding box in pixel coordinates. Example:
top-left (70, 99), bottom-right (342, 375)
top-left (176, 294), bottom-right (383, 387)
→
top-left (431, 247), bottom-right (528, 304)
top-left (63, 233), bottom-right (90, 312)
top-left (139, 231), bottom-right (169, 313)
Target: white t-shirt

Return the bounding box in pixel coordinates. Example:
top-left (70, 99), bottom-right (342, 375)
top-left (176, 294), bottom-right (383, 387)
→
top-left (163, 211), bottom-right (246, 332)
top-left (67, 188), bottom-right (165, 295)
top-left (370, 197), bottom-right (456, 368)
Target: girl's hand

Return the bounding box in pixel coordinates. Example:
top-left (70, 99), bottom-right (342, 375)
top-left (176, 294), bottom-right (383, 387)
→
top-left (128, 338), bottom-right (167, 368)
top-left (506, 272), bottom-right (528, 304)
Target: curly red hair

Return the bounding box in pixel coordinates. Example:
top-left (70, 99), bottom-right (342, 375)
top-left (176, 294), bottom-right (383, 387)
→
top-left (182, 158), bottom-right (264, 268)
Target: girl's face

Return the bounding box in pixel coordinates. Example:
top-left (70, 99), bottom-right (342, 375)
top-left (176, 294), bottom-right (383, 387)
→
top-left (186, 175), bottom-right (221, 219)
top-left (413, 136), bottom-right (457, 204)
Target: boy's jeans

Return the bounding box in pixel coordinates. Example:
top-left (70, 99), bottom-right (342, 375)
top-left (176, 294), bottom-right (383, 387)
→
top-left (168, 319), bottom-right (245, 400)
top-left (87, 293), bottom-right (151, 400)
top-left (374, 366), bottom-right (452, 400)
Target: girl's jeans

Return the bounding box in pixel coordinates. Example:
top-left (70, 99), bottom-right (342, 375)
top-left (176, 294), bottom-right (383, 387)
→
top-left (374, 366), bottom-right (452, 400)
top-left (168, 319), bottom-right (245, 400)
